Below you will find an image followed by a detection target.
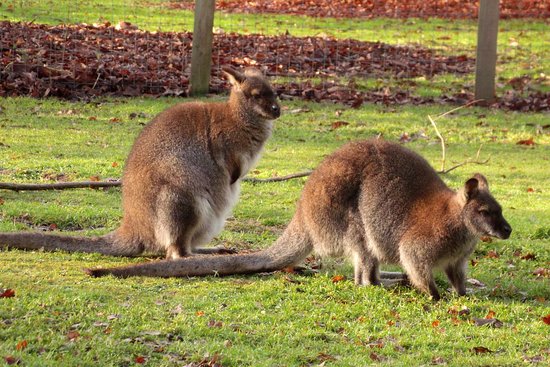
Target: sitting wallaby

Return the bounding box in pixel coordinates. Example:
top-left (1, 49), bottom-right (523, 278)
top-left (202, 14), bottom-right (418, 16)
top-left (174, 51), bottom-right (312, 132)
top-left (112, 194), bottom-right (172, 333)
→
top-left (87, 139), bottom-right (512, 300)
top-left (0, 67), bottom-right (280, 259)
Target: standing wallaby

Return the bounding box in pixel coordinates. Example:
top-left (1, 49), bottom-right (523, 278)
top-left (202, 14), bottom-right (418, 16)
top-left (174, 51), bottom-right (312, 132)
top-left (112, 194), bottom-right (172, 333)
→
top-left (87, 139), bottom-right (512, 300)
top-left (0, 67), bottom-right (280, 259)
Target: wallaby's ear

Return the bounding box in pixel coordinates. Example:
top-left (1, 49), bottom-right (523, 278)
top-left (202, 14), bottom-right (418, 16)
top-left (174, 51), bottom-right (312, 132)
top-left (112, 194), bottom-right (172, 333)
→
top-left (472, 173), bottom-right (489, 190)
top-left (463, 177), bottom-right (480, 201)
top-left (222, 66), bottom-right (246, 87)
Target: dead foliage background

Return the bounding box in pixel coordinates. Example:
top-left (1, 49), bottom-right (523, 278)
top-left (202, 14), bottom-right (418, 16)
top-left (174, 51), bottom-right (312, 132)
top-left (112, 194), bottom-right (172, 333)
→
top-left (1, 0), bottom-right (549, 111)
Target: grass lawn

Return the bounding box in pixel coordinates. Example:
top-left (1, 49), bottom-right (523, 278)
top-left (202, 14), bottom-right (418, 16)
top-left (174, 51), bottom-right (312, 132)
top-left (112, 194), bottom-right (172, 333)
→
top-left (0, 96), bottom-right (549, 366)
top-left (1, 1), bottom-right (549, 365)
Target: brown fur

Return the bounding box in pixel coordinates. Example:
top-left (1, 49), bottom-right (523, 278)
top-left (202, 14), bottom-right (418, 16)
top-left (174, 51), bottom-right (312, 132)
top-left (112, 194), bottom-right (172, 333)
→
top-left (0, 67), bottom-right (280, 259)
top-left (86, 139), bottom-right (512, 300)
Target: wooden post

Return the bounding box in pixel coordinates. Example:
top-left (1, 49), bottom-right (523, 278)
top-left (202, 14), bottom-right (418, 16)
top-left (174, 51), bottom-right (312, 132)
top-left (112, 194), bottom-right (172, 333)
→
top-left (475, 0), bottom-right (500, 105)
top-left (189, 0), bottom-right (215, 96)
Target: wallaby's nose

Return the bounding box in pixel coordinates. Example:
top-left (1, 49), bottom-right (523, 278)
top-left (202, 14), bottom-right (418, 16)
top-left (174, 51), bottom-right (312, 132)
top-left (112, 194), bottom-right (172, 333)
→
top-left (499, 223), bottom-right (512, 239)
top-left (271, 104), bottom-right (280, 117)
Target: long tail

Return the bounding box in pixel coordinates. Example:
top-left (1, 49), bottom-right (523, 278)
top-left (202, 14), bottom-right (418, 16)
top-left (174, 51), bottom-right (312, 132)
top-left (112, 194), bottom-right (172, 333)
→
top-left (0, 231), bottom-right (139, 257)
top-left (86, 216), bottom-right (313, 278)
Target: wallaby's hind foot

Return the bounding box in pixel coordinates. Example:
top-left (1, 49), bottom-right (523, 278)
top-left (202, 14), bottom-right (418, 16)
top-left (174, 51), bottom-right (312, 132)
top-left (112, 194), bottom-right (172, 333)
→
top-left (193, 246), bottom-right (238, 255)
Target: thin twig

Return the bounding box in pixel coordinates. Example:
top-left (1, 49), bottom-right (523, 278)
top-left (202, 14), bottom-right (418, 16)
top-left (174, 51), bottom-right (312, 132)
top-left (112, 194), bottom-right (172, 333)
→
top-left (243, 171), bottom-right (312, 183)
top-left (428, 114), bottom-right (446, 172)
top-left (437, 155), bottom-right (491, 174)
top-left (434, 99), bottom-right (484, 119)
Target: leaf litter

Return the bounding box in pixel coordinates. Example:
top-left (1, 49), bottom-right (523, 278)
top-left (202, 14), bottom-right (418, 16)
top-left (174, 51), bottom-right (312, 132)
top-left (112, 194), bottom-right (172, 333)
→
top-left (1, 21), bottom-right (547, 111)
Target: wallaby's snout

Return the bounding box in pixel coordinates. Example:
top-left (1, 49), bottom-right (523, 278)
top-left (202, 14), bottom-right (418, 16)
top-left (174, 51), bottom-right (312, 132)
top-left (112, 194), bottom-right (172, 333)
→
top-left (270, 102), bottom-right (281, 118)
top-left (495, 218), bottom-right (512, 239)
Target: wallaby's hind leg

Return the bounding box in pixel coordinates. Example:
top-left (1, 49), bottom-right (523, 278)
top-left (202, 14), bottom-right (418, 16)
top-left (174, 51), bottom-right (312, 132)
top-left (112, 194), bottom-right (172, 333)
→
top-left (155, 189), bottom-right (199, 260)
top-left (444, 258), bottom-right (467, 296)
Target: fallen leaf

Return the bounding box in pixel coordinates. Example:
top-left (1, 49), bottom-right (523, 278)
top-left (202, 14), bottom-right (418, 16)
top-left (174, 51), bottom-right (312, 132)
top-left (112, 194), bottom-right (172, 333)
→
top-left (472, 346), bottom-right (493, 354)
top-left (542, 314), bottom-right (550, 325)
top-left (485, 310), bottom-right (496, 319)
top-left (88, 116), bottom-right (97, 121)
top-left (523, 355), bottom-right (544, 363)
top-left (467, 278), bottom-right (486, 288)
top-left (0, 198), bottom-right (4, 205)
top-left (474, 318), bottom-right (503, 328)
top-left (533, 268), bottom-right (549, 277)
top-left (135, 356), bottom-right (146, 364)
top-left (527, 187), bottom-right (535, 193)
top-left (331, 274), bottom-right (346, 283)
top-left (4, 356), bottom-right (20, 365)
top-left (516, 137), bottom-right (536, 146)
top-left (89, 175), bottom-right (100, 182)
top-left (520, 253), bottom-right (536, 260)
top-left (317, 352), bottom-right (336, 362)
top-left (331, 121), bottom-right (349, 130)
top-left (0, 289), bottom-right (15, 298)
top-left (459, 306), bottom-right (471, 316)
top-left (15, 340), bottom-right (27, 351)
top-left (369, 352), bottom-right (386, 361)
top-left (432, 320), bottom-right (440, 328)
top-left (112, 162), bottom-right (119, 168)
top-left (109, 117), bottom-right (121, 123)
top-left (432, 356), bottom-right (446, 365)
top-left (196, 311), bottom-right (205, 317)
top-left (207, 320), bottom-right (223, 328)
top-left (399, 132), bottom-right (411, 143)
top-left (485, 250), bottom-right (499, 259)
top-left (66, 330), bottom-right (80, 341)
top-left (350, 97), bottom-right (364, 108)
top-left (480, 236), bottom-right (492, 243)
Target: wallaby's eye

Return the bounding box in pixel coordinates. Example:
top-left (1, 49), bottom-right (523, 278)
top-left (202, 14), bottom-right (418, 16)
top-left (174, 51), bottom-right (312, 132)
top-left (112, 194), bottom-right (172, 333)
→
top-left (479, 209), bottom-right (490, 216)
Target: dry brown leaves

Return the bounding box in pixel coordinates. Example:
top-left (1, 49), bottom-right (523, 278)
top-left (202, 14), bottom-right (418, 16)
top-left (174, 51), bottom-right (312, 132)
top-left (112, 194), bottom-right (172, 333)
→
top-left (1, 21), bottom-right (548, 111)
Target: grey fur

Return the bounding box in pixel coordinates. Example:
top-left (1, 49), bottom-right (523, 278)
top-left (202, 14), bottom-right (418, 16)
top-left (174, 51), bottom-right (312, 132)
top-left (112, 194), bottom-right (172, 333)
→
top-left (0, 67), bottom-right (280, 260)
top-left (87, 139), bottom-right (512, 300)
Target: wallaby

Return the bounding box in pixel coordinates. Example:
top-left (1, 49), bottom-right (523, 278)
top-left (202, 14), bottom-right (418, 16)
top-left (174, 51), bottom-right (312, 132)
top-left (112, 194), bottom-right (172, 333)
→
top-left (86, 139), bottom-right (512, 300)
top-left (0, 66), bottom-right (280, 260)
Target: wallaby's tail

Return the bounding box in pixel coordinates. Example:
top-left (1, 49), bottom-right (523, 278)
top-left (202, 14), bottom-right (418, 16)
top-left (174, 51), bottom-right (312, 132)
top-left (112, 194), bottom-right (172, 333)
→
top-left (0, 231), bottom-right (140, 257)
top-left (86, 217), bottom-right (313, 278)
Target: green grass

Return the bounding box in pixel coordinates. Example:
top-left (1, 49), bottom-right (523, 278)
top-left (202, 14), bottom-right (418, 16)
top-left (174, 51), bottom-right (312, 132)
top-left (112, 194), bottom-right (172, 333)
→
top-left (0, 96), bottom-right (549, 366)
top-left (0, 2), bottom-right (549, 365)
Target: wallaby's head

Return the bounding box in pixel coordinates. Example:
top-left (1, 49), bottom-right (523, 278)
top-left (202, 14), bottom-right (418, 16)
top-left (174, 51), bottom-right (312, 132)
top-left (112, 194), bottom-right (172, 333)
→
top-left (222, 66), bottom-right (281, 120)
top-left (460, 173), bottom-right (512, 240)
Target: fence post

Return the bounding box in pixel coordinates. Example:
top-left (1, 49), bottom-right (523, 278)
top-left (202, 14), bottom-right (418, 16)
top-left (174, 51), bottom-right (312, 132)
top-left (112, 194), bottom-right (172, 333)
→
top-left (189, 0), bottom-right (215, 96)
top-left (475, 0), bottom-right (500, 105)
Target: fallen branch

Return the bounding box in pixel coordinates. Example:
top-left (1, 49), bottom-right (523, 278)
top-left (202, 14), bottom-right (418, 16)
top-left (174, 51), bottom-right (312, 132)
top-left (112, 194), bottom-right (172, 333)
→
top-left (243, 171), bottom-right (312, 183)
top-left (0, 172), bottom-right (315, 191)
top-left (0, 180), bottom-right (121, 191)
